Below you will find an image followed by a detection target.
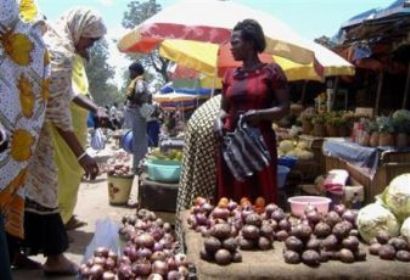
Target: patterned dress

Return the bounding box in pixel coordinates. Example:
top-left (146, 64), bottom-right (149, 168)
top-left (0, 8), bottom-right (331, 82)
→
top-left (217, 63), bottom-right (288, 203)
top-left (0, 0), bottom-right (50, 238)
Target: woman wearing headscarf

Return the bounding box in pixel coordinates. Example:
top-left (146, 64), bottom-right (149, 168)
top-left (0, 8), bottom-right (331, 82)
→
top-left (0, 0), bottom-right (50, 277)
top-left (7, 7), bottom-right (106, 275)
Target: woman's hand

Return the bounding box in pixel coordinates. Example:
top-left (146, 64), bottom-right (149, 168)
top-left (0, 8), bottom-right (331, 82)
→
top-left (79, 154), bottom-right (99, 180)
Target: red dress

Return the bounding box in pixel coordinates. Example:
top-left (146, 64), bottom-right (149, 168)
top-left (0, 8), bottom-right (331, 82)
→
top-left (216, 63), bottom-right (288, 203)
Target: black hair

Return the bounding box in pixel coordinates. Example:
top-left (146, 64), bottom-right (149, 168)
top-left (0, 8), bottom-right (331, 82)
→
top-left (128, 62), bottom-right (144, 75)
top-left (233, 19), bottom-right (266, 53)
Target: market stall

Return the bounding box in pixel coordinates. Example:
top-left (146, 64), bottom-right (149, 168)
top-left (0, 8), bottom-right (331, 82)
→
top-left (179, 210), bottom-right (410, 280)
top-left (323, 138), bottom-right (410, 203)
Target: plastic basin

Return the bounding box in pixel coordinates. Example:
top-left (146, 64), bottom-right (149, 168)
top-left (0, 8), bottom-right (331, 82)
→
top-left (278, 156), bottom-right (297, 169)
top-left (146, 161), bottom-right (181, 182)
top-left (277, 165), bottom-right (290, 189)
top-left (288, 196), bottom-right (331, 217)
top-left (146, 157), bottom-right (181, 166)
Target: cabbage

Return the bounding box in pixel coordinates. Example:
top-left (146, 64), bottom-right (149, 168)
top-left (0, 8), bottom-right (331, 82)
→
top-left (401, 217), bottom-right (410, 243)
top-left (357, 203), bottom-right (400, 243)
top-left (382, 174), bottom-right (410, 222)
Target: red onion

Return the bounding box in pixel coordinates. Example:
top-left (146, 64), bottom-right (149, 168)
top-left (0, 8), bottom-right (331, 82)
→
top-left (151, 251), bottom-right (167, 262)
top-left (102, 271), bottom-right (116, 280)
top-left (333, 204), bottom-right (346, 216)
top-left (153, 242), bottom-right (164, 252)
top-left (227, 200), bottom-right (238, 211)
top-left (147, 211), bottom-right (157, 221)
top-left (212, 207), bottom-right (230, 220)
top-left (136, 234), bottom-right (155, 248)
top-left (166, 257), bottom-right (178, 271)
top-left (167, 270), bottom-right (182, 280)
top-left (105, 257), bottom-right (116, 270)
top-left (148, 273), bottom-right (164, 280)
top-left (127, 247), bottom-right (138, 262)
top-left (108, 251), bottom-right (118, 262)
top-left (135, 220), bottom-right (149, 230)
top-left (163, 222), bottom-right (172, 233)
top-left (178, 265), bottom-right (189, 277)
top-left (202, 202), bottom-right (214, 214)
top-left (241, 209), bottom-right (253, 220)
top-left (187, 214), bottom-right (197, 228)
top-left (195, 197), bottom-right (207, 206)
top-left (118, 264), bottom-right (133, 279)
top-left (195, 213), bottom-right (208, 225)
top-left (89, 264), bottom-right (104, 279)
top-left (192, 205), bottom-right (203, 214)
top-left (154, 218), bottom-right (164, 227)
top-left (174, 253), bottom-right (188, 267)
top-left (93, 256), bottom-right (106, 266)
top-left (152, 260), bottom-right (168, 276)
top-left (265, 203), bottom-right (279, 216)
top-left (79, 264), bottom-right (90, 277)
top-left (94, 247), bottom-right (109, 258)
top-left (151, 228), bottom-right (165, 241)
top-left (137, 247), bottom-right (152, 259)
top-left (342, 210), bottom-right (357, 224)
top-left (119, 255), bottom-right (131, 265)
top-left (132, 260), bottom-right (151, 276)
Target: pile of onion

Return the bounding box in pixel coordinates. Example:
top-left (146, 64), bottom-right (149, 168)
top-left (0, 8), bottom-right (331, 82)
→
top-left (368, 230), bottom-right (410, 262)
top-left (283, 204), bottom-right (366, 266)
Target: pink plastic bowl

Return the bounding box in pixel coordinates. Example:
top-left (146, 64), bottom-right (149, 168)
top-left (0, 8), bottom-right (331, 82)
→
top-left (288, 196), bottom-right (331, 217)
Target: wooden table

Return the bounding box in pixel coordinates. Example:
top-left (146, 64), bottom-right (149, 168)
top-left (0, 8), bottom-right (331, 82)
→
top-left (180, 211), bottom-right (410, 280)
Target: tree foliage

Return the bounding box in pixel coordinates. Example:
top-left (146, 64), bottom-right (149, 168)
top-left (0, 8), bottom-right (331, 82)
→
top-left (86, 39), bottom-right (122, 106)
top-left (122, 0), bottom-right (169, 84)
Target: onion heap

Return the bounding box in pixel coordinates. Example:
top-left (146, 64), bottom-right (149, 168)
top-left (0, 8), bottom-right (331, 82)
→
top-left (368, 230), bottom-right (410, 262)
top-left (81, 208), bottom-right (195, 279)
top-left (107, 163), bottom-right (132, 177)
top-left (283, 204), bottom-right (366, 266)
top-left (102, 151), bottom-right (132, 175)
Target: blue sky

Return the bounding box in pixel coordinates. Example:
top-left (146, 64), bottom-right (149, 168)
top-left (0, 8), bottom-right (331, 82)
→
top-left (37, 0), bottom-right (394, 85)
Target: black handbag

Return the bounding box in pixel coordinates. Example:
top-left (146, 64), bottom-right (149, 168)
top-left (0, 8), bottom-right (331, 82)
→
top-left (222, 116), bottom-right (271, 181)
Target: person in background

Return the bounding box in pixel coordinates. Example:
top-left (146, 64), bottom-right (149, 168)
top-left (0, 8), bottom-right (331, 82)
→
top-left (0, 0), bottom-right (50, 277)
top-left (146, 100), bottom-right (161, 148)
top-left (215, 19), bottom-right (289, 203)
top-left (7, 7), bottom-right (105, 276)
top-left (124, 62), bottom-right (152, 173)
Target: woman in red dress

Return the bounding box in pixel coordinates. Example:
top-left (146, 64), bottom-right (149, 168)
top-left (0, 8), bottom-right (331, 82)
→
top-left (216, 19), bottom-right (290, 204)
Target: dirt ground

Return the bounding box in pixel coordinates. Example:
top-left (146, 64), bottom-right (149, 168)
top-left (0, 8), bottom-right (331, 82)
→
top-left (12, 172), bottom-right (139, 280)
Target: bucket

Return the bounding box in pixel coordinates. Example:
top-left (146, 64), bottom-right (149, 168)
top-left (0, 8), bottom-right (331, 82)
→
top-left (146, 161), bottom-right (181, 182)
top-left (107, 175), bottom-right (134, 205)
top-left (120, 130), bottom-right (133, 153)
top-left (277, 165), bottom-right (290, 189)
top-left (278, 156), bottom-right (297, 169)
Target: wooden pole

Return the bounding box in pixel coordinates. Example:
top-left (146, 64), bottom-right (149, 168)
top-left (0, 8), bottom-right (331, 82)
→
top-left (332, 77), bottom-right (340, 111)
top-left (375, 71), bottom-right (384, 115)
top-left (402, 63), bottom-right (410, 109)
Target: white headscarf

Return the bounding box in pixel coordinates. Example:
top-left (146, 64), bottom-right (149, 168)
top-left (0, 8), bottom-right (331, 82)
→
top-left (46, 7), bottom-right (107, 55)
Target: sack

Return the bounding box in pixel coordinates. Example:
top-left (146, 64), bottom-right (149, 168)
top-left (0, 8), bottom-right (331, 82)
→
top-left (222, 116), bottom-right (271, 181)
top-left (82, 218), bottom-right (120, 263)
top-left (90, 128), bottom-right (106, 151)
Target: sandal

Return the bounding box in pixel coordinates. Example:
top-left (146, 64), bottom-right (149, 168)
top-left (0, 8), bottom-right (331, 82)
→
top-left (64, 216), bottom-right (87, 231)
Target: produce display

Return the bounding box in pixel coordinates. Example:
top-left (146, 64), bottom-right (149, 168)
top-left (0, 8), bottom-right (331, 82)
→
top-left (277, 139), bottom-right (314, 160)
top-left (148, 148), bottom-right (183, 162)
top-left (187, 196), bottom-right (369, 267)
top-left (367, 231), bottom-right (410, 262)
top-left (103, 151), bottom-right (133, 176)
top-left (80, 209), bottom-right (195, 279)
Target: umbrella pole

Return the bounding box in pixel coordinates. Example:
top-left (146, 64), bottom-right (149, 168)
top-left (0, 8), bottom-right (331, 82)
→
top-left (375, 71), bottom-right (384, 115)
top-left (402, 63), bottom-right (410, 109)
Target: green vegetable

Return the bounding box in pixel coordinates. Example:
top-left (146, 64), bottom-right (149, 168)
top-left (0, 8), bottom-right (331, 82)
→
top-left (357, 203), bottom-right (400, 243)
top-left (382, 174), bottom-right (410, 223)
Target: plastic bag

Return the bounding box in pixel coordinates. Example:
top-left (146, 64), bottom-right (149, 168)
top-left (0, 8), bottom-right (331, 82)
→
top-left (82, 218), bottom-right (120, 263)
top-left (90, 128), bottom-right (106, 151)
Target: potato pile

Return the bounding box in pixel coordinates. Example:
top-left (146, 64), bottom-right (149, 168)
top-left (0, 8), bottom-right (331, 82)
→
top-left (283, 204), bottom-right (366, 266)
top-left (368, 230), bottom-right (410, 262)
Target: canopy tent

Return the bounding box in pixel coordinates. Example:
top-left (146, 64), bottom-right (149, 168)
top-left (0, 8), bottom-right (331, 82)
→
top-left (159, 39), bottom-right (354, 81)
top-left (118, 0), bottom-right (317, 71)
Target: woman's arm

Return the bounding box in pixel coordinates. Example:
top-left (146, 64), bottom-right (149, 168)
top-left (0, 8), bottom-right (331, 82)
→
top-left (55, 127), bottom-right (99, 180)
top-left (72, 95), bottom-right (108, 121)
top-left (245, 87), bottom-right (290, 123)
